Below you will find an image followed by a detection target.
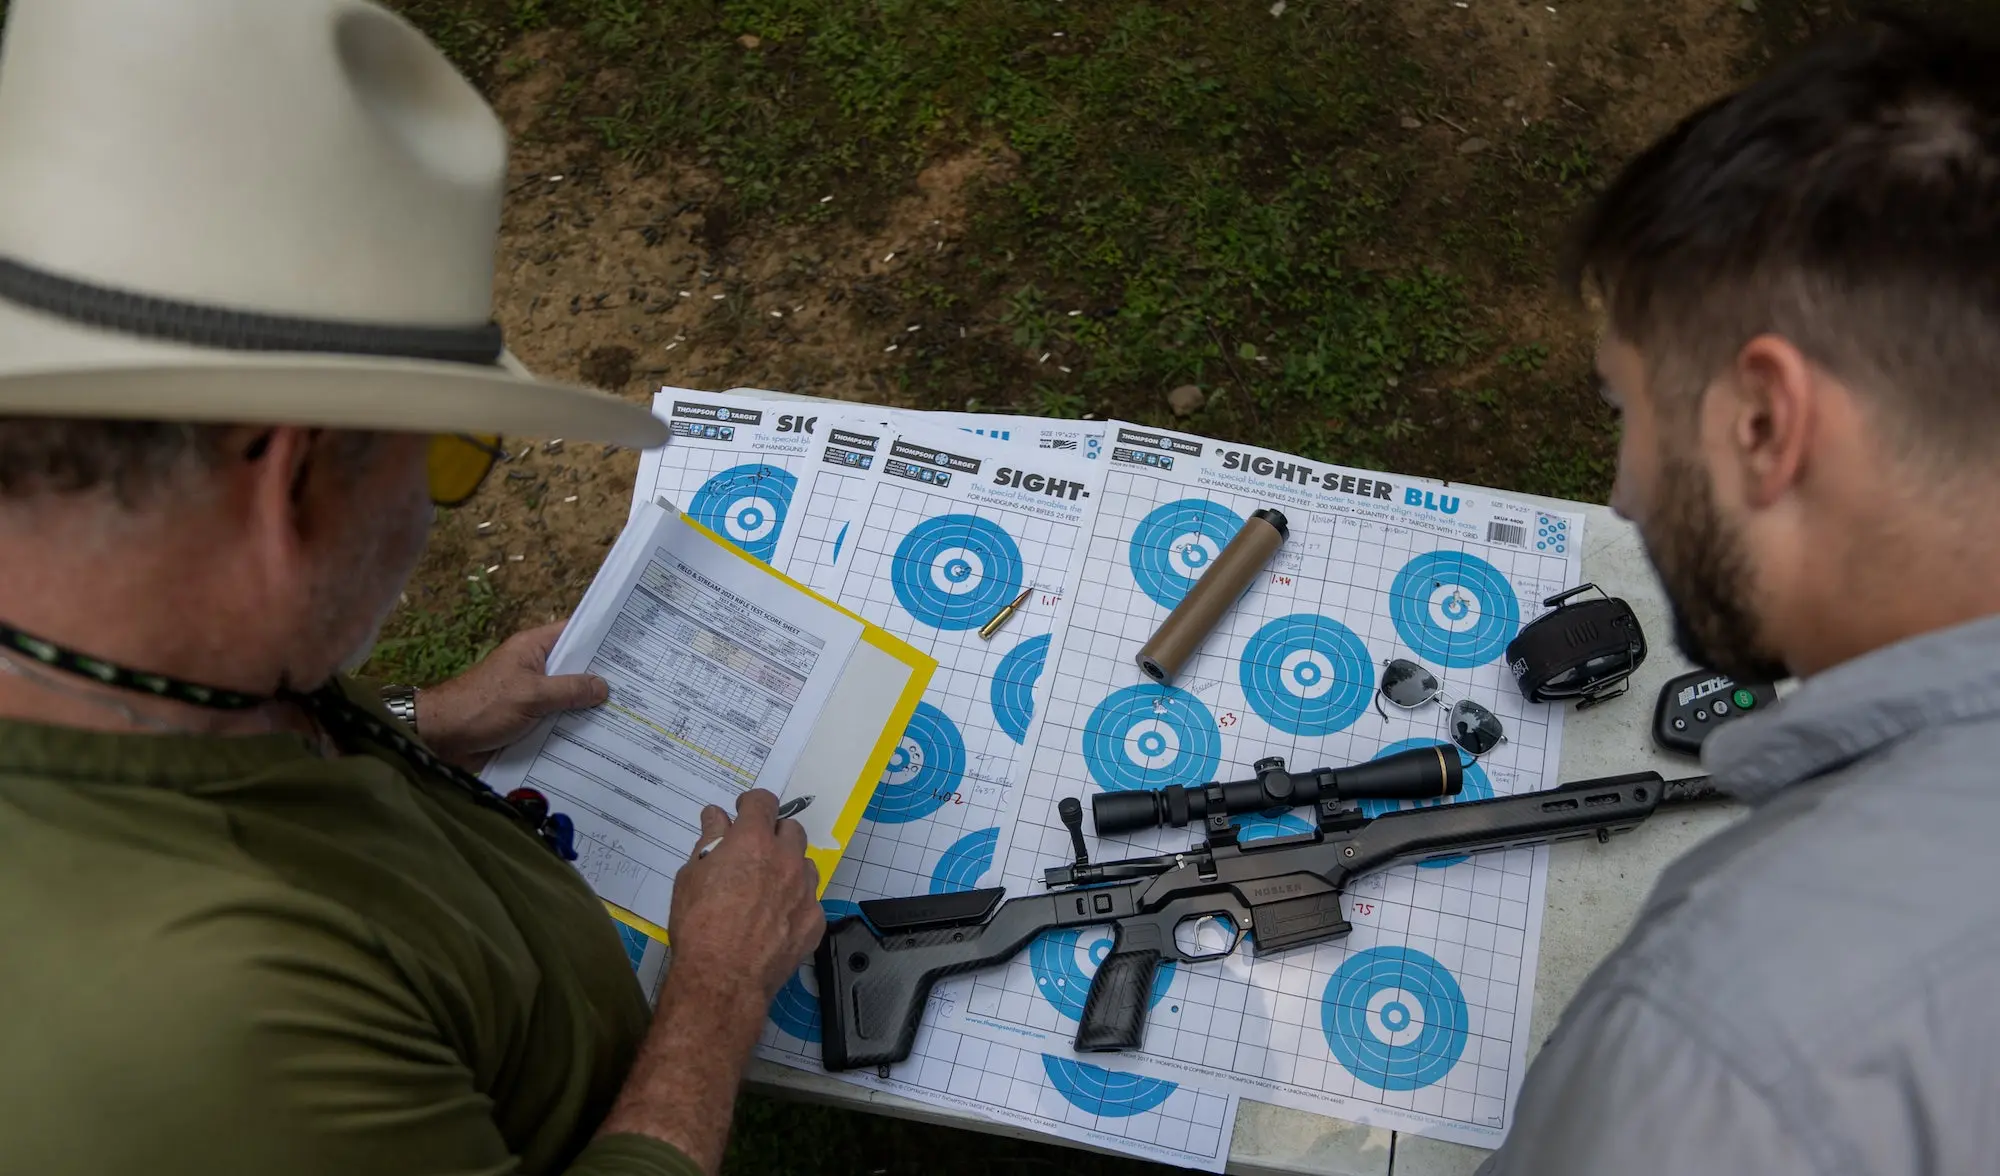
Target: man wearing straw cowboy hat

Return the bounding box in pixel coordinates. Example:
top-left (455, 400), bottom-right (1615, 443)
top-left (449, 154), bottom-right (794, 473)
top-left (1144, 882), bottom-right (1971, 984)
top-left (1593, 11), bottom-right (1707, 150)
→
top-left (0, 1), bottom-right (823, 1173)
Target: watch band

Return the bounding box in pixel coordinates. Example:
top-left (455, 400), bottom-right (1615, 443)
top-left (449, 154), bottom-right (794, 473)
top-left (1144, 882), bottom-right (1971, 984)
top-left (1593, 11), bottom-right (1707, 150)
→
top-left (379, 683), bottom-right (419, 733)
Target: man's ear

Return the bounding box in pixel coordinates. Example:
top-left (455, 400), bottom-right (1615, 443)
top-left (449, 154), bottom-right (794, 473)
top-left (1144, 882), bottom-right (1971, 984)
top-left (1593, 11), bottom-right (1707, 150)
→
top-left (1726, 335), bottom-right (1817, 509)
top-left (237, 426), bottom-right (326, 574)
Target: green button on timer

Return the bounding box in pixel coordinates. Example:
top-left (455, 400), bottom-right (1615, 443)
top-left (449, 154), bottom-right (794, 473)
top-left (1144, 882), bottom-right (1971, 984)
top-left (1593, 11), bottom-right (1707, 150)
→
top-left (1732, 688), bottom-right (1756, 709)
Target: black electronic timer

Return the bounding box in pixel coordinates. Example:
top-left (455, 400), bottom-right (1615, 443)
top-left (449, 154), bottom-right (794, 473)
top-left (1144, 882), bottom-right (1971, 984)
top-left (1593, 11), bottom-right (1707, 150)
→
top-left (1652, 670), bottom-right (1779, 756)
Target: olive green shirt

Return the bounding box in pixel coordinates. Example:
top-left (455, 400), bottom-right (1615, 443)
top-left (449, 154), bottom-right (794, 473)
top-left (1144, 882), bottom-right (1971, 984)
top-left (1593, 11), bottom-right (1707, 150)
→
top-left (0, 688), bottom-right (699, 1176)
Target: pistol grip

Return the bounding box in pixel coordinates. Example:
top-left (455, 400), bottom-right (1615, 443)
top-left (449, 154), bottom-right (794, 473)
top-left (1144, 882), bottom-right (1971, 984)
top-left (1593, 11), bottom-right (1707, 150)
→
top-left (1075, 945), bottom-right (1161, 1052)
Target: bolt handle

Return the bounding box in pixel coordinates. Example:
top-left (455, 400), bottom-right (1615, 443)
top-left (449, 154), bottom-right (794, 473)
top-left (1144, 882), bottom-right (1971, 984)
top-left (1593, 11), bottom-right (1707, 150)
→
top-left (1058, 797), bottom-right (1090, 865)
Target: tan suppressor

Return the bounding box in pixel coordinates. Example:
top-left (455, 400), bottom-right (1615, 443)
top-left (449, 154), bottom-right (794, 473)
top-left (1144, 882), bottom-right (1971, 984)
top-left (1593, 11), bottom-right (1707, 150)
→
top-left (1136, 507), bottom-right (1289, 685)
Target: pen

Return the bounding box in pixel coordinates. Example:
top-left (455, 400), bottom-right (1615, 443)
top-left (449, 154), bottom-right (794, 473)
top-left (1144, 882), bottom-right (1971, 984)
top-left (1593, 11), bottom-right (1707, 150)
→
top-left (696, 794), bottom-right (813, 859)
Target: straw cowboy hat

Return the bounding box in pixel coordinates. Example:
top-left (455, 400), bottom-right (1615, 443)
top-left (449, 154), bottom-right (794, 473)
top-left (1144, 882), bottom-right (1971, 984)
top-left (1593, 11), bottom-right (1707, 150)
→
top-left (0, 0), bottom-right (666, 448)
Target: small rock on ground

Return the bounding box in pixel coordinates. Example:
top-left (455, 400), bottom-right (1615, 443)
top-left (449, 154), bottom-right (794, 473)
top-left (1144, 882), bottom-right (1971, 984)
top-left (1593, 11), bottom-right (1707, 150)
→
top-left (1457, 137), bottom-right (1491, 155)
top-left (1167, 384), bottom-right (1206, 416)
top-left (1401, 116), bottom-right (1423, 129)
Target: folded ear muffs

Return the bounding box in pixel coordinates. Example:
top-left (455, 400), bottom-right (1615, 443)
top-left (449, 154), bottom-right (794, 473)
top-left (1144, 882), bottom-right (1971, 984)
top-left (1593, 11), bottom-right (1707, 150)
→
top-left (1505, 584), bottom-right (1648, 709)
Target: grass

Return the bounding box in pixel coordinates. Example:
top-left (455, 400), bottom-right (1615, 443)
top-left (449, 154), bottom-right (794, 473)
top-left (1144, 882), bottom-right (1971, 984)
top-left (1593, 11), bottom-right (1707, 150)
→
top-left (361, 572), bottom-right (504, 685)
top-left (392, 0), bottom-right (1629, 496)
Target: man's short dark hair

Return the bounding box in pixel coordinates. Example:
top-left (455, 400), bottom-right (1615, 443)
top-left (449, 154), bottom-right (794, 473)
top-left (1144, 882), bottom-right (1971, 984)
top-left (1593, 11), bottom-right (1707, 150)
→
top-left (1565, 14), bottom-right (2000, 459)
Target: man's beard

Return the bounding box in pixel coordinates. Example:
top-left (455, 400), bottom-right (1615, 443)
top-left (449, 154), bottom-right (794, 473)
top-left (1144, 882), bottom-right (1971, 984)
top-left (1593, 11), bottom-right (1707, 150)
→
top-left (1642, 453), bottom-right (1790, 683)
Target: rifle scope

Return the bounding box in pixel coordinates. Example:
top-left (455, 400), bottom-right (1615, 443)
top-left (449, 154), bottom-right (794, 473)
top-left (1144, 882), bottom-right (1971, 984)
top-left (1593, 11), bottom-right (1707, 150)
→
top-left (1091, 745), bottom-right (1463, 835)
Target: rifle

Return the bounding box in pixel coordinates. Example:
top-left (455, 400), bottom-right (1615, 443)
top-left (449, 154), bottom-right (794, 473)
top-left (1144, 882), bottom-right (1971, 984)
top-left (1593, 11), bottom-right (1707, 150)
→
top-left (814, 762), bottom-right (1718, 1071)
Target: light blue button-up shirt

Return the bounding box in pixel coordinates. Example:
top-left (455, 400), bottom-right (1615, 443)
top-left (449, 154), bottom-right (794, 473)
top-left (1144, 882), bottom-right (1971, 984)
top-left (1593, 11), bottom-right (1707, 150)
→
top-left (1481, 612), bottom-right (2000, 1175)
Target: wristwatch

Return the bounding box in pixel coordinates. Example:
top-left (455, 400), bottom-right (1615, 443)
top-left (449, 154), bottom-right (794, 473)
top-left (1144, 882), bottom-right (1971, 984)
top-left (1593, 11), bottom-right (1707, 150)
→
top-left (379, 683), bottom-right (419, 733)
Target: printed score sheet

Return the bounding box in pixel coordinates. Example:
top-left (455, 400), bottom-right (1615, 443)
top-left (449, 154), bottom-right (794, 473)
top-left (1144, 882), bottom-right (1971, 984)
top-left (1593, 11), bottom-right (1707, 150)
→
top-left (483, 502), bottom-right (929, 941)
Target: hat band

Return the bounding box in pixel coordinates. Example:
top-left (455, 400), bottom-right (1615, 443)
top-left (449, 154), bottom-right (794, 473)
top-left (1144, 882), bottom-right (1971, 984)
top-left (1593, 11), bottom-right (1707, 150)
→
top-left (0, 256), bottom-right (505, 366)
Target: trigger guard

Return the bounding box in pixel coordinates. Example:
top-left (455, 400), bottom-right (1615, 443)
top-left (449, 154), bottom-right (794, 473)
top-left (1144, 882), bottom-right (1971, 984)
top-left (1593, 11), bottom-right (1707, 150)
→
top-left (1163, 911), bottom-right (1247, 963)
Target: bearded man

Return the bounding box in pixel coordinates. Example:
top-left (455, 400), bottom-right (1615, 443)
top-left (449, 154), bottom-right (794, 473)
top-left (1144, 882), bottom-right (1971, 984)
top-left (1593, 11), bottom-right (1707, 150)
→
top-left (1481, 14), bottom-right (2000, 1175)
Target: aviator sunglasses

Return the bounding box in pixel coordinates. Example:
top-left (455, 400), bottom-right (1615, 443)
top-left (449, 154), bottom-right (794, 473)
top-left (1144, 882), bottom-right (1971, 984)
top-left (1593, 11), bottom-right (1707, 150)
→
top-left (241, 430), bottom-right (506, 507)
top-left (1375, 657), bottom-right (1507, 759)
top-left (427, 434), bottom-right (508, 507)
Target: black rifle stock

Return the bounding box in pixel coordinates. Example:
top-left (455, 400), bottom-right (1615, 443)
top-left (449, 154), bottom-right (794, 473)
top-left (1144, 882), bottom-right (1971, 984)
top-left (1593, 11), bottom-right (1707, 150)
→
top-left (815, 770), bottom-right (1715, 1071)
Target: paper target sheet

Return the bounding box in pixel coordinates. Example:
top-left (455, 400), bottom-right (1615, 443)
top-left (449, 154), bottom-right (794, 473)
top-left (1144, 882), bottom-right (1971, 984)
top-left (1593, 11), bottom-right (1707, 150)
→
top-left (768, 412), bottom-right (895, 594)
top-left (708, 385), bottom-right (1109, 459)
top-left (628, 389), bottom-right (1218, 1165)
top-left (756, 905), bottom-right (1239, 1173)
top-left (770, 409), bottom-right (1107, 592)
top-left (633, 920), bottom-right (1239, 1172)
top-left (781, 416), bottom-right (1107, 907)
top-left (896, 409), bottom-right (1108, 462)
top-left (630, 388), bottom-right (831, 562)
top-left (837, 1016), bottom-right (1239, 1173)
top-left (933, 421), bottom-right (1586, 1148)
top-left (746, 420), bottom-right (1243, 1170)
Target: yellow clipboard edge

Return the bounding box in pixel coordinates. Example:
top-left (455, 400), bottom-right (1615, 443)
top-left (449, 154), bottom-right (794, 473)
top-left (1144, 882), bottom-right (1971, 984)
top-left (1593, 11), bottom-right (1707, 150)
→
top-left (607, 507), bottom-right (939, 944)
top-left (607, 903), bottom-right (672, 944)
top-left (813, 632), bottom-right (933, 894)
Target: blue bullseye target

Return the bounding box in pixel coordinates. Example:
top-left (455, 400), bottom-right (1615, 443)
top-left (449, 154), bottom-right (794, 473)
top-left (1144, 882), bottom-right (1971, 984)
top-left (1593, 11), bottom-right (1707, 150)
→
top-left (928, 826), bottom-right (1000, 894)
top-left (865, 702), bottom-right (965, 824)
top-left (1359, 739), bottom-right (1496, 868)
top-left (990, 633), bottom-right (1050, 744)
top-left (1321, 945), bottom-right (1470, 1091)
top-left (1041, 1056), bottom-right (1178, 1117)
top-left (1028, 928), bottom-right (1178, 1021)
top-left (1239, 614), bottom-right (1374, 736)
top-left (768, 899), bottom-right (865, 1042)
top-left (1081, 684), bottom-right (1221, 793)
top-left (1128, 499), bottom-right (1247, 610)
top-left (617, 922), bottom-right (651, 972)
top-left (1388, 551), bottom-right (1521, 668)
top-left (688, 464), bottom-right (796, 563)
top-left (891, 514), bottom-right (1025, 631)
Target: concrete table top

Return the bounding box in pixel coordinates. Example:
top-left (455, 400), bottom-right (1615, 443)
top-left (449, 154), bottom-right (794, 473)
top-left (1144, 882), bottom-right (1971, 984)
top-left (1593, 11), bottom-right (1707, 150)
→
top-left (704, 389), bottom-right (1744, 1172)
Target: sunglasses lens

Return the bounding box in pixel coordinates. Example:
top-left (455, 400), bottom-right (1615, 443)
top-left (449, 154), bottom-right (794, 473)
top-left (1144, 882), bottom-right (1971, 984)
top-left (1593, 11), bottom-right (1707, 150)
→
top-left (428, 434), bottom-right (502, 506)
top-left (1450, 700), bottom-right (1504, 756)
top-left (1381, 659), bottom-right (1440, 708)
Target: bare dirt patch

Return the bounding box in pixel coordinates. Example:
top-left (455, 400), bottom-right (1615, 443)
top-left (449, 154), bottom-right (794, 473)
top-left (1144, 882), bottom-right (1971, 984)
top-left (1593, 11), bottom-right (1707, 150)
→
top-left (389, 39), bottom-right (1025, 646)
top-left (1373, 0), bottom-right (1759, 492)
top-left (384, 0), bottom-right (1774, 665)
top-left (391, 2), bottom-right (1769, 654)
